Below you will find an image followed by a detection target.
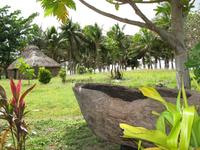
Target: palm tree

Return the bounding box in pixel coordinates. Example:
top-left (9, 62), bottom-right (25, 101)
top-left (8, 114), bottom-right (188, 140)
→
top-left (44, 26), bottom-right (65, 62)
top-left (60, 20), bottom-right (85, 74)
top-left (83, 23), bottom-right (104, 72)
top-left (107, 24), bottom-right (128, 70)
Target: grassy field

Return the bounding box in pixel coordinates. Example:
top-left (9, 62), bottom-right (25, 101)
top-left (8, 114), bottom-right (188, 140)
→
top-left (0, 69), bottom-right (193, 150)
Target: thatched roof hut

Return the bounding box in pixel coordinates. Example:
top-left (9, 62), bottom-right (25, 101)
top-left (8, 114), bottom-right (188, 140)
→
top-left (7, 45), bottom-right (60, 79)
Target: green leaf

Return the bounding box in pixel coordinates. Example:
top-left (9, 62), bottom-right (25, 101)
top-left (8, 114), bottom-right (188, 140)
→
top-left (179, 106), bottom-right (195, 150)
top-left (120, 123), bottom-right (168, 148)
top-left (139, 87), bottom-right (166, 104)
top-left (115, 3), bottom-right (119, 10)
top-left (167, 114), bottom-right (181, 149)
top-left (38, 0), bottom-right (76, 23)
top-left (176, 91), bottom-right (181, 112)
top-left (156, 111), bottom-right (172, 133)
top-left (139, 87), bottom-right (176, 113)
top-left (182, 82), bottom-right (188, 108)
top-left (190, 112), bottom-right (200, 147)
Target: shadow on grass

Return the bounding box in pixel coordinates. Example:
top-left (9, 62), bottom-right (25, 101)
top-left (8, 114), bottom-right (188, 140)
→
top-left (27, 119), bottom-right (119, 150)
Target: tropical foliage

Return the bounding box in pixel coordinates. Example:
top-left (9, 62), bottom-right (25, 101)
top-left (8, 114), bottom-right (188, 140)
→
top-left (120, 86), bottom-right (200, 150)
top-left (0, 6), bottom-right (37, 78)
top-left (17, 58), bottom-right (35, 84)
top-left (186, 43), bottom-right (200, 83)
top-left (59, 68), bottom-right (67, 83)
top-left (0, 80), bottom-right (35, 150)
top-left (38, 67), bottom-right (52, 84)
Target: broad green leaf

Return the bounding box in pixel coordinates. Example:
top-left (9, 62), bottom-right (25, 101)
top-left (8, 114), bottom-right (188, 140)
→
top-left (139, 87), bottom-right (166, 105)
top-left (139, 87), bottom-right (176, 113)
top-left (182, 82), bottom-right (188, 108)
top-left (156, 111), bottom-right (172, 133)
top-left (179, 106), bottom-right (195, 150)
top-left (120, 123), bottom-right (168, 148)
top-left (38, 0), bottom-right (76, 23)
top-left (191, 112), bottom-right (200, 147)
top-left (176, 91), bottom-right (181, 112)
top-left (167, 116), bottom-right (181, 149)
top-left (193, 78), bottom-right (200, 91)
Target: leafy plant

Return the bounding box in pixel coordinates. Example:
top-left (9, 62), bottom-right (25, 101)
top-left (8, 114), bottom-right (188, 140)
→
top-left (17, 58), bottom-right (35, 84)
top-left (38, 67), bottom-right (52, 84)
top-left (120, 85), bottom-right (200, 150)
top-left (59, 68), bottom-right (67, 83)
top-left (186, 42), bottom-right (200, 83)
top-left (77, 66), bottom-right (87, 74)
top-left (87, 68), bottom-right (93, 74)
top-left (0, 80), bottom-right (36, 150)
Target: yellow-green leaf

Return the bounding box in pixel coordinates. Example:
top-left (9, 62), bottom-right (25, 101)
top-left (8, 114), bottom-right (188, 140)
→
top-left (179, 106), bottom-right (195, 150)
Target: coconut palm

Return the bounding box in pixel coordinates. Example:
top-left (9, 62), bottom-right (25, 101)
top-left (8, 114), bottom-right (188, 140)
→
top-left (83, 23), bottom-right (104, 72)
top-left (60, 20), bottom-right (85, 74)
top-left (44, 26), bottom-right (66, 62)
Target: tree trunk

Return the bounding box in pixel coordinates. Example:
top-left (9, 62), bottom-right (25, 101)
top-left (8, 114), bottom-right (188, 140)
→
top-left (154, 58), bottom-right (158, 69)
top-left (175, 52), bottom-right (190, 89)
top-left (171, 0), bottom-right (191, 89)
top-left (171, 58), bottom-right (174, 69)
top-left (165, 59), bottom-right (169, 69)
top-left (159, 59), bottom-right (162, 69)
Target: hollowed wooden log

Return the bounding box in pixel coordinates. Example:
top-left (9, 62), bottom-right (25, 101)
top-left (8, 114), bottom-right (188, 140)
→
top-left (73, 83), bottom-right (200, 148)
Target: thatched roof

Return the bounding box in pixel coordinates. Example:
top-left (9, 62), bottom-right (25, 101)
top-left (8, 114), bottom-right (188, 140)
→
top-left (7, 45), bottom-right (60, 70)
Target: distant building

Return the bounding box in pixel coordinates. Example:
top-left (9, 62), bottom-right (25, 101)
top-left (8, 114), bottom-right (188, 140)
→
top-left (7, 45), bottom-right (60, 79)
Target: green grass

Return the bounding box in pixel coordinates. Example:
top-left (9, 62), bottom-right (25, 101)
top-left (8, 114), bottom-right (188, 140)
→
top-left (0, 69), bottom-right (191, 149)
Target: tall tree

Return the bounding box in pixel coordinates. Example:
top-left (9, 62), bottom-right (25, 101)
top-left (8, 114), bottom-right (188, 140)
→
top-left (60, 20), bottom-right (85, 74)
top-left (39, 0), bottom-right (196, 89)
top-left (44, 26), bottom-right (64, 62)
top-left (83, 23), bottom-right (104, 71)
top-left (77, 0), bottom-right (194, 89)
top-left (0, 6), bottom-right (37, 77)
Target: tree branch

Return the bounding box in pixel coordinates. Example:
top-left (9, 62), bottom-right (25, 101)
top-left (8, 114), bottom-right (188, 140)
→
top-left (79, 0), bottom-right (148, 28)
top-left (126, 0), bottom-right (155, 25)
top-left (79, 0), bottom-right (178, 50)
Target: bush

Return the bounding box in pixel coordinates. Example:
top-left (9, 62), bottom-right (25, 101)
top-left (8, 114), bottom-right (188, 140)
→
top-left (87, 68), bottom-right (93, 74)
top-left (38, 67), bottom-right (52, 84)
top-left (186, 42), bottom-right (200, 82)
top-left (77, 66), bottom-right (87, 74)
top-left (17, 58), bottom-right (35, 84)
top-left (0, 80), bottom-right (35, 149)
top-left (59, 68), bottom-right (67, 83)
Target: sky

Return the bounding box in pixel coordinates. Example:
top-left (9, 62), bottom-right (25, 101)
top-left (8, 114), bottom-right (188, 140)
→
top-left (0, 0), bottom-right (199, 35)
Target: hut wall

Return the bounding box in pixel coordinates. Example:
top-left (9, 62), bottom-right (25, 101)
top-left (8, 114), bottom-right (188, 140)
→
top-left (7, 66), bottom-right (60, 79)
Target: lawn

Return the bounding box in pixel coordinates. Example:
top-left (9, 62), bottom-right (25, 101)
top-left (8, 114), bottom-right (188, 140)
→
top-left (0, 69), bottom-right (194, 150)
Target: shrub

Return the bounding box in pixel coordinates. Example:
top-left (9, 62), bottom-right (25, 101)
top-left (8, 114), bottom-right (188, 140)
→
top-left (77, 66), bottom-right (87, 74)
top-left (87, 68), bottom-right (93, 74)
top-left (0, 80), bottom-right (35, 150)
top-left (186, 42), bottom-right (200, 83)
top-left (59, 68), bottom-right (67, 83)
top-left (17, 58), bottom-right (35, 84)
top-left (38, 67), bottom-right (52, 84)
top-left (120, 85), bottom-right (200, 150)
